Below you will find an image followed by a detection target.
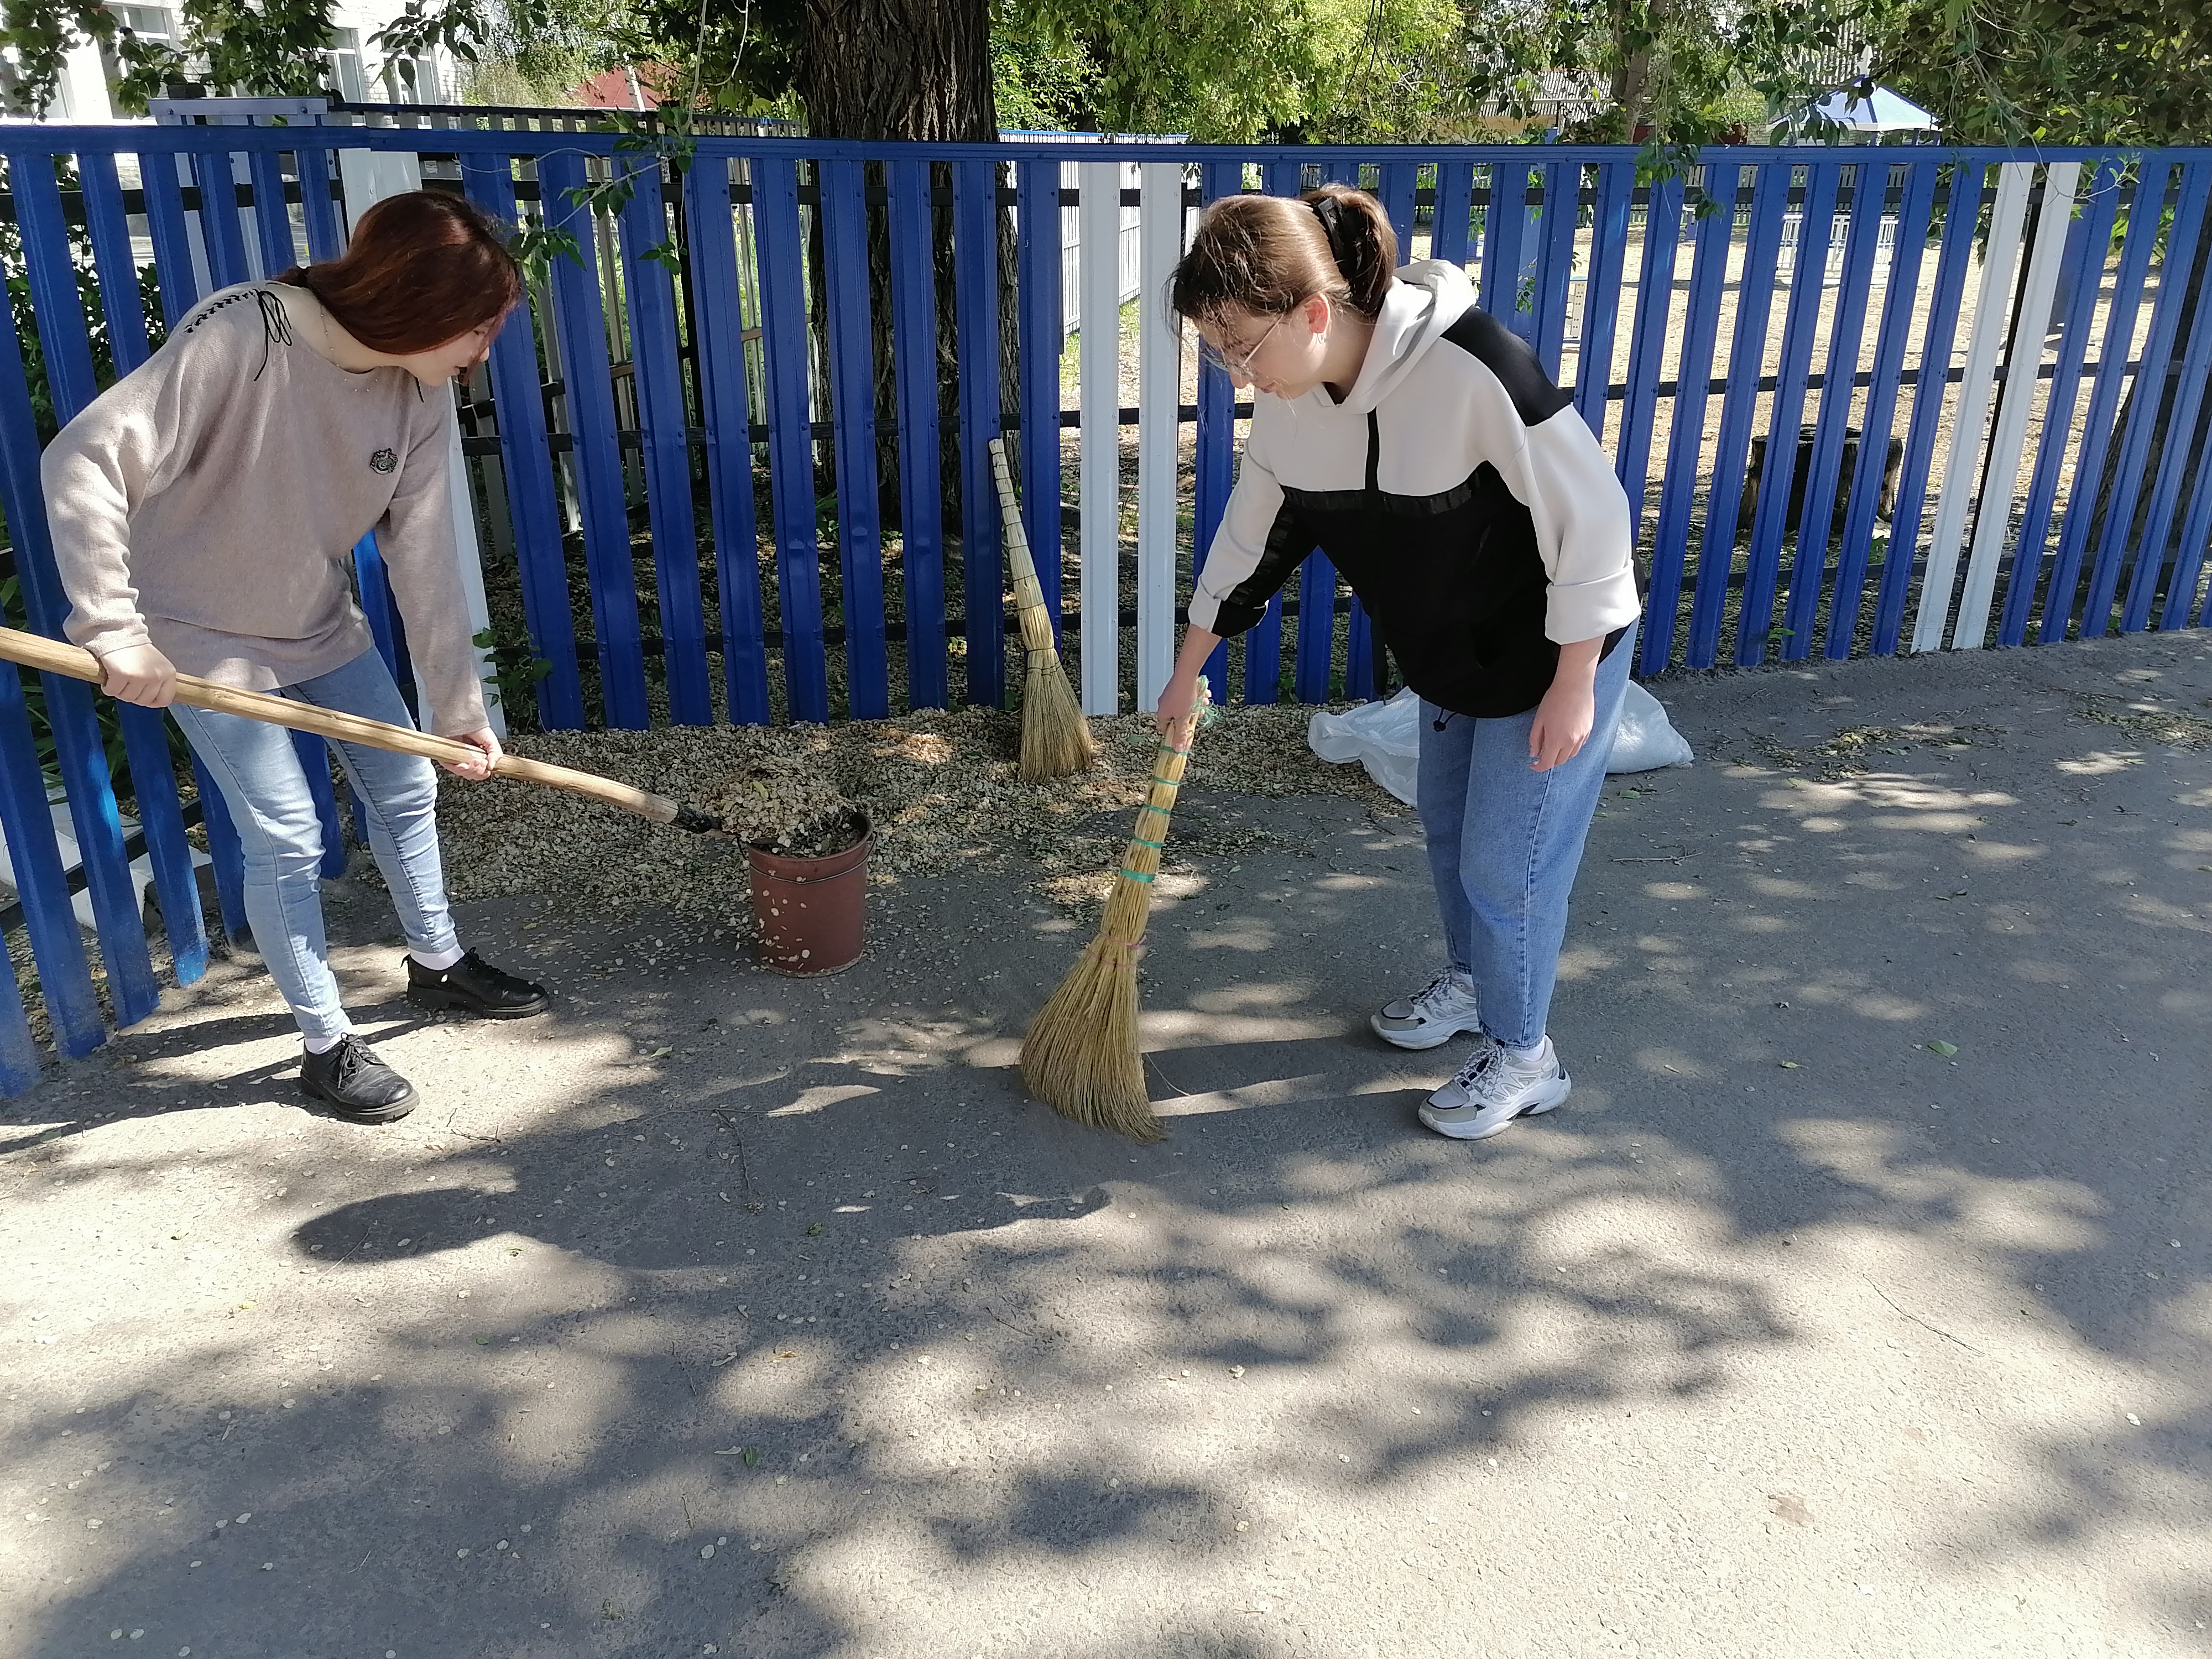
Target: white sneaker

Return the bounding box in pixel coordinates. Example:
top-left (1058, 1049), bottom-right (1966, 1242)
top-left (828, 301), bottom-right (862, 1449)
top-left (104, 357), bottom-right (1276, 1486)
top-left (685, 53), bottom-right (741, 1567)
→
top-left (1370, 970), bottom-right (1483, 1051)
top-left (1418, 1036), bottom-right (1571, 1140)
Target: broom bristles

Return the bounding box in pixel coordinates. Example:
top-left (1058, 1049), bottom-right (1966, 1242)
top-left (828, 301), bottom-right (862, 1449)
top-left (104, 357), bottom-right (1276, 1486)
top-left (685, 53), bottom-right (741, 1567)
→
top-left (1019, 648), bottom-right (1095, 782)
top-left (1018, 930), bottom-right (1156, 1140)
top-left (989, 438), bottom-right (1095, 782)
top-left (1020, 684), bottom-right (1207, 1143)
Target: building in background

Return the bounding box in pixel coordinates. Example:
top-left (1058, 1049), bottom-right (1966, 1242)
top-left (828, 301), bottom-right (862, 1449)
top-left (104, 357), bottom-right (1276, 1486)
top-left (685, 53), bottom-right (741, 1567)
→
top-left (1, 0), bottom-right (458, 122)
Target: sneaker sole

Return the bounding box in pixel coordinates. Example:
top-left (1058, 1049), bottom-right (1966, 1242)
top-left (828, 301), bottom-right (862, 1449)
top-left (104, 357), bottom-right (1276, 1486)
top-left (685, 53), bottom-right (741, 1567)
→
top-left (407, 986), bottom-right (551, 1020)
top-left (301, 1077), bottom-right (418, 1125)
top-left (1417, 1074), bottom-right (1571, 1140)
top-left (1369, 1014), bottom-right (1481, 1051)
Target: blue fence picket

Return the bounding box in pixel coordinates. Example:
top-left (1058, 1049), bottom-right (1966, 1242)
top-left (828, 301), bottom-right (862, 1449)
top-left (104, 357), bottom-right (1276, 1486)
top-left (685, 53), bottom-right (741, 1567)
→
top-left (80, 148), bottom-right (209, 985)
top-left (190, 150), bottom-right (251, 288)
top-left (1318, 161), bottom-right (1379, 700)
top-left (2119, 174), bottom-right (2212, 634)
top-left (1686, 161), bottom-right (1791, 670)
top-left (189, 753), bottom-right (248, 947)
top-left (1015, 158), bottom-right (1063, 627)
top-left (11, 152), bottom-right (161, 1029)
top-left (885, 157), bottom-right (947, 711)
top-left (1481, 161), bottom-right (1529, 337)
top-left (1192, 160), bottom-right (1240, 697)
top-left (1641, 161), bottom-right (1738, 674)
top-left (1780, 159), bottom-right (1885, 663)
top-left (1828, 160), bottom-right (1939, 658)
top-left (2000, 160), bottom-right (2121, 647)
top-left (2163, 401), bottom-right (2212, 629)
top-left (245, 148), bottom-right (297, 276)
top-left (140, 147), bottom-right (201, 324)
top-left (818, 158), bottom-right (889, 720)
top-left (1264, 157), bottom-right (1337, 703)
top-left (749, 156), bottom-right (830, 723)
top-left (296, 146), bottom-right (344, 262)
top-left (1378, 163), bottom-right (1418, 257)
top-left (1738, 161), bottom-right (1840, 665)
top-left (1872, 165), bottom-right (1988, 656)
top-left (1571, 161), bottom-right (1634, 439)
top-left (679, 154), bottom-right (772, 724)
top-left (2040, 163), bottom-right (2166, 643)
top-left (2175, 427), bottom-right (2212, 628)
top-left (461, 154), bottom-right (585, 728)
top-left (614, 155), bottom-right (714, 724)
top-left (1615, 172), bottom-right (1682, 548)
top-left (132, 150), bottom-right (252, 950)
top-left (538, 149), bottom-right (651, 728)
top-left (1432, 161), bottom-right (1474, 270)
top-left (953, 159), bottom-right (1006, 708)
top-left (0, 660), bottom-right (101, 1058)
top-left (2080, 163), bottom-right (2212, 638)
top-left (0, 899), bottom-right (38, 1093)
top-left (1532, 162), bottom-right (1581, 377)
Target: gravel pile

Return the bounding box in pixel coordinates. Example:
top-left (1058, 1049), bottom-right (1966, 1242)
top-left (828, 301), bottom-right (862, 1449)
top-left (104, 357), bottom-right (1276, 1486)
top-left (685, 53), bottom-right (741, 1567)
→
top-left (434, 703), bottom-right (1402, 928)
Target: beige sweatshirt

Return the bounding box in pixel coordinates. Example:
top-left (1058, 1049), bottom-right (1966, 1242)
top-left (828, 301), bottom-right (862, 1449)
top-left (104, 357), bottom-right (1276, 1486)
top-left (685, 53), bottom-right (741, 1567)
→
top-left (40, 281), bottom-right (488, 736)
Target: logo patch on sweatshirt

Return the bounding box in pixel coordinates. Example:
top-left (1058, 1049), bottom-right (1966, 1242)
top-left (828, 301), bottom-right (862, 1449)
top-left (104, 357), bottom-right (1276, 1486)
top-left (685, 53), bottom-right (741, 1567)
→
top-left (369, 447), bottom-right (398, 474)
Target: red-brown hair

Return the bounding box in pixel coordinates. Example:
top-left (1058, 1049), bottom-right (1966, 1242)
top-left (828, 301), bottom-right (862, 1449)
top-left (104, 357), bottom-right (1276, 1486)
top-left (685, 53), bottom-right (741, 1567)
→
top-left (279, 190), bottom-right (520, 353)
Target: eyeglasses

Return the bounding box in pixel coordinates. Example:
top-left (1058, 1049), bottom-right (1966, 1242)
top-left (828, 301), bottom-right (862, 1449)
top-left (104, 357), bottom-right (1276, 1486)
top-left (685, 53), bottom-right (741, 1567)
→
top-left (1196, 313), bottom-right (1286, 380)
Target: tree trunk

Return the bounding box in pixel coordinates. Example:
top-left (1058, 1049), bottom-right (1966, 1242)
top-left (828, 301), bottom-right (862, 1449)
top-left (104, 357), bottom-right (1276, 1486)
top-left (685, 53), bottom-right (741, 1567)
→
top-left (797, 0), bottom-right (1022, 665)
top-left (800, 0), bottom-right (995, 142)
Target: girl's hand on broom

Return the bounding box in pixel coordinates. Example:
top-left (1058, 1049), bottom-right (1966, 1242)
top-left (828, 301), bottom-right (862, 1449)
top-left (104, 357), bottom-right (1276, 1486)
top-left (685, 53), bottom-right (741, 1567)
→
top-left (440, 726), bottom-right (502, 781)
top-left (95, 642), bottom-right (178, 708)
top-left (1154, 671), bottom-right (1203, 740)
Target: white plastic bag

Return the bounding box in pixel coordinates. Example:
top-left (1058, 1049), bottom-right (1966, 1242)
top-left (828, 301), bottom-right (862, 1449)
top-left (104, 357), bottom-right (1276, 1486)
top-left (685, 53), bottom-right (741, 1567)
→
top-left (1307, 687), bottom-right (1422, 805)
top-left (1308, 680), bottom-right (1692, 802)
top-left (1605, 681), bottom-right (1694, 773)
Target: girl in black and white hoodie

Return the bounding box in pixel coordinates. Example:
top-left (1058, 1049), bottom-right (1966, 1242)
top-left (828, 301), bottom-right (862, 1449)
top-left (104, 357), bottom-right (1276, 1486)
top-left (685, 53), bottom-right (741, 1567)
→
top-left (1157, 184), bottom-right (1642, 1140)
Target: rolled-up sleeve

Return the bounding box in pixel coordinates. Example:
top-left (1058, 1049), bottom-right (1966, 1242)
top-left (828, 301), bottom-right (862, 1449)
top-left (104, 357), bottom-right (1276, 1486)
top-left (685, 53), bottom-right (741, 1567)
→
top-left (1514, 407), bottom-right (1641, 644)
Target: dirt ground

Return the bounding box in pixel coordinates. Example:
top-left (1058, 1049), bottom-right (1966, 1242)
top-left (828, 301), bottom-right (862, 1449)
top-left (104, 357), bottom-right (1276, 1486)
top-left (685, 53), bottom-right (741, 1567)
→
top-left (2, 627), bottom-right (2208, 1658)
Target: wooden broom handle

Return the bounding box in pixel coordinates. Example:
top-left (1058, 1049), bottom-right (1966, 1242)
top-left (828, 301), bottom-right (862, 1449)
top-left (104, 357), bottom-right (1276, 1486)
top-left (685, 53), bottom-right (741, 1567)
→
top-left (0, 624), bottom-right (697, 828)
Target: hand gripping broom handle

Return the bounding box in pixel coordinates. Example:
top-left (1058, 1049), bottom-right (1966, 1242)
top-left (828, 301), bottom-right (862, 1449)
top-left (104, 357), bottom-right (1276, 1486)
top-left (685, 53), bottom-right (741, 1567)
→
top-left (0, 625), bottom-right (718, 832)
top-left (986, 439), bottom-right (1057, 658)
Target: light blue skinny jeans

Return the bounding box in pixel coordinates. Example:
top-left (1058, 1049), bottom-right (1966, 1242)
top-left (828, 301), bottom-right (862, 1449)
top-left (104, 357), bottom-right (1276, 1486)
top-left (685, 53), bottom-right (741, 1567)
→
top-left (169, 648), bottom-right (460, 1044)
top-left (1415, 626), bottom-right (1636, 1050)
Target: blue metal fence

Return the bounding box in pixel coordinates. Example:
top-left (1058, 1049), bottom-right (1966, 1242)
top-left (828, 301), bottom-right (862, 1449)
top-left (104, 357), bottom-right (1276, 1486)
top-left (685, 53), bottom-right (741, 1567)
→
top-left (2, 125), bottom-right (2211, 1091)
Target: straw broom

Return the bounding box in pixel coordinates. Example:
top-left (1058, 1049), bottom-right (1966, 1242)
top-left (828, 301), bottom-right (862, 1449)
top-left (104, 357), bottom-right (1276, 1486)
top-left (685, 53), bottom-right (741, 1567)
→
top-left (987, 437), bottom-right (1095, 782)
top-left (1019, 676), bottom-right (1211, 1142)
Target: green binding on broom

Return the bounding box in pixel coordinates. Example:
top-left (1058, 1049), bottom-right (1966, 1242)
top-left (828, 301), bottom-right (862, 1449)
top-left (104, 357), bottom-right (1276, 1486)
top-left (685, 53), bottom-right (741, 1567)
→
top-left (1019, 676), bottom-right (1215, 1142)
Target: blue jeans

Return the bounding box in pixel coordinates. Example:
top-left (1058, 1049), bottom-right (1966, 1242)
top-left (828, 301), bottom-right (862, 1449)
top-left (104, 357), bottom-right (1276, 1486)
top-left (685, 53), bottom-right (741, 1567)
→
top-left (1415, 628), bottom-right (1635, 1049)
top-left (170, 649), bottom-right (460, 1044)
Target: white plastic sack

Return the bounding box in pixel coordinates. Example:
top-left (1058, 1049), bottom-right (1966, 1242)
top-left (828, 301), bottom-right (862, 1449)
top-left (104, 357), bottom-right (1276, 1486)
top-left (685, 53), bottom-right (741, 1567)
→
top-left (1606, 681), bottom-right (1695, 773)
top-left (1307, 687), bottom-right (1423, 805)
top-left (1307, 681), bottom-right (1692, 804)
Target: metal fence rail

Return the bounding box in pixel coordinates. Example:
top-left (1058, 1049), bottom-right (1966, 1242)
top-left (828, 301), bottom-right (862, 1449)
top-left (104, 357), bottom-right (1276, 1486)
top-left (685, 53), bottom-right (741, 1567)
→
top-left (1, 126), bottom-right (2210, 1090)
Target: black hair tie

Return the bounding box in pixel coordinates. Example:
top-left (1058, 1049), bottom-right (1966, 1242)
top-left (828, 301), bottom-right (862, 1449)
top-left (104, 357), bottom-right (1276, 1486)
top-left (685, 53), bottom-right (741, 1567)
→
top-left (1311, 195), bottom-right (1355, 274)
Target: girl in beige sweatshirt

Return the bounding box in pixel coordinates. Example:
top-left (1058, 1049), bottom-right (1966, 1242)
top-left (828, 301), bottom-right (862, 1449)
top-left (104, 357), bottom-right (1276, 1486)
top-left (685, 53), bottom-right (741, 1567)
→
top-left (43, 190), bottom-right (550, 1122)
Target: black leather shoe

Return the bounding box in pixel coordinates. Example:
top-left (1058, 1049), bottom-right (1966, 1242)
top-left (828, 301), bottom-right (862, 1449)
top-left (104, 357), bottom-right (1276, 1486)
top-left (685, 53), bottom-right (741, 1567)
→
top-left (301, 1035), bottom-right (417, 1123)
top-left (405, 948), bottom-right (550, 1020)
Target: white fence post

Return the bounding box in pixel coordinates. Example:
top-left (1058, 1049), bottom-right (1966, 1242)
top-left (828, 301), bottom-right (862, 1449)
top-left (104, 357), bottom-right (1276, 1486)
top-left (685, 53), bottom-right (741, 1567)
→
top-left (1912, 160), bottom-right (2032, 653)
top-left (1135, 162), bottom-right (1183, 713)
top-left (1951, 161), bottom-right (2081, 649)
top-left (1078, 161), bottom-right (1122, 716)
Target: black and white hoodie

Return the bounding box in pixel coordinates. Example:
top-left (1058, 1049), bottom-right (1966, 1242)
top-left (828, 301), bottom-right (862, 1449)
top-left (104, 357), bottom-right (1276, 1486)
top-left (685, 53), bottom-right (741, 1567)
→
top-left (1188, 259), bottom-right (1642, 718)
